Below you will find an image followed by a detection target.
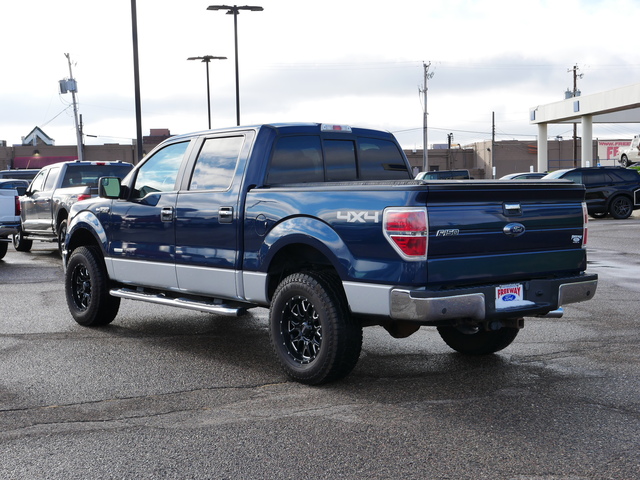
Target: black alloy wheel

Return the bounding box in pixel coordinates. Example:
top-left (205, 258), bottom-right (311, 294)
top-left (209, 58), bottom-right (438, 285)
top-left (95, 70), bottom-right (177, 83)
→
top-left (65, 246), bottom-right (120, 326)
top-left (269, 271), bottom-right (362, 385)
top-left (609, 196), bottom-right (633, 220)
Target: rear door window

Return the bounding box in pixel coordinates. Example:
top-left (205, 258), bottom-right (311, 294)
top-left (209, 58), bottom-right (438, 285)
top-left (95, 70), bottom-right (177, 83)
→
top-left (189, 136), bottom-right (244, 191)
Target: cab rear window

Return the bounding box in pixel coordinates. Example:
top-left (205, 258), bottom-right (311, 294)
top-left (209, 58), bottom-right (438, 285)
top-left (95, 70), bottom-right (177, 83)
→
top-left (266, 135), bottom-right (410, 184)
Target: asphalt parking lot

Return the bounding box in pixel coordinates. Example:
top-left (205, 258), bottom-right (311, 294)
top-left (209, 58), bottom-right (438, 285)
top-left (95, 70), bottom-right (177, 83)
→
top-left (1, 214), bottom-right (639, 480)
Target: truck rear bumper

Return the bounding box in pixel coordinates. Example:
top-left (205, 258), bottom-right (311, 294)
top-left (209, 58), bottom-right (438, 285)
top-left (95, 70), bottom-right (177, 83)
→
top-left (389, 274), bottom-right (598, 324)
top-left (0, 222), bottom-right (20, 238)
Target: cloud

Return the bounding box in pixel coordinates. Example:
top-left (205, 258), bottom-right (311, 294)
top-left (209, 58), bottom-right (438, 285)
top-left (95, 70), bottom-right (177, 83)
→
top-left (1, 0), bottom-right (639, 149)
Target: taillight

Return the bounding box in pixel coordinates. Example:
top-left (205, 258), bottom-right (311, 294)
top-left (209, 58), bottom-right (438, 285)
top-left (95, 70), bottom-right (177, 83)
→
top-left (383, 208), bottom-right (428, 260)
top-left (582, 202), bottom-right (588, 248)
top-left (77, 194), bottom-right (91, 202)
top-left (14, 196), bottom-right (20, 216)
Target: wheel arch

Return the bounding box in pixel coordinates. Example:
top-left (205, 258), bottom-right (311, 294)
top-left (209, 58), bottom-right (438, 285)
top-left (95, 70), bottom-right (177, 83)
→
top-left (55, 208), bottom-right (69, 233)
top-left (606, 192), bottom-right (634, 208)
top-left (258, 217), bottom-right (353, 301)
top-left (65, 211), bottom-right (108, 264)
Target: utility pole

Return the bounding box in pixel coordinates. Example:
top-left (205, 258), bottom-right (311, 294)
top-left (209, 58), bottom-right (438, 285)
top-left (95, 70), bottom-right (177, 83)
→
top-left (447, 132), bottom-right (453, 170)
top-left (63, 53), bottom-right (83, 162)
top-left (568, 64), bottom-right (583, 166)
top-left (420, 62), bottom-right (434, 172)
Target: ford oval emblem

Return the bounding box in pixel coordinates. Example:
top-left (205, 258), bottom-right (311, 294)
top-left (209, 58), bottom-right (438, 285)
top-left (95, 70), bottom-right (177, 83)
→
top-left (503, 222), bottom-right (526, 237)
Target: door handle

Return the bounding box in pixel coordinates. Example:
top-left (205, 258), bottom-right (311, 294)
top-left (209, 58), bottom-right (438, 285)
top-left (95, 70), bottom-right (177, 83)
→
top-left (219, 206), bottom-right (233, 224)
top-left (161, 206), bottom-right (174, 222)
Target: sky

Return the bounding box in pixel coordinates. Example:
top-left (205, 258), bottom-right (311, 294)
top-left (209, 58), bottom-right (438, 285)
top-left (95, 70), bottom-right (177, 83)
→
top-left (2, 0), bottom-right (640, 150)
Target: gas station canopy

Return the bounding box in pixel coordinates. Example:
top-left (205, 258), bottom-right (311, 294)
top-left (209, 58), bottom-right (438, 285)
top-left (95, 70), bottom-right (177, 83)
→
top-left (530, 83), bottom-right (640, 171)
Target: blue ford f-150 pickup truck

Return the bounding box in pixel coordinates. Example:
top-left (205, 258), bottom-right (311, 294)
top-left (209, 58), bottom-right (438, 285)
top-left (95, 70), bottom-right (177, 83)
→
top-left (63, 123), bottom-right (598, 384)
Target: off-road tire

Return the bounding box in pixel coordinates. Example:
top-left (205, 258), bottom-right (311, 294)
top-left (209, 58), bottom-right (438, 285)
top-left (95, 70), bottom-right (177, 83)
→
top-left (65, 246), bottom-right (120, 326)
top-left (269, 271), bottom-right (362, 385)
top-left (57, 219), bottom-right (68, 255)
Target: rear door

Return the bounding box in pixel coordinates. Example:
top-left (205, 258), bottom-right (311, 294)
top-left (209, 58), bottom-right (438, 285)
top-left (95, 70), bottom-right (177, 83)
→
top-left (174, 132), bottom-right (253, 299)
top-left (22, 166), bottom-right (60, 233)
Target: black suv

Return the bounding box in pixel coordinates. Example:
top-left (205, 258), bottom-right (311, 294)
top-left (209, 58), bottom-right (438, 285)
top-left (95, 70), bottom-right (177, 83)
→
top-left (543, 166), bottom-right (640, 219)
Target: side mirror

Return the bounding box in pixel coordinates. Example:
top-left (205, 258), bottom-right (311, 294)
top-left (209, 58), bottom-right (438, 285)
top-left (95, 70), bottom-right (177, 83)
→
top-left (99, 176), bottom-right (122, 199)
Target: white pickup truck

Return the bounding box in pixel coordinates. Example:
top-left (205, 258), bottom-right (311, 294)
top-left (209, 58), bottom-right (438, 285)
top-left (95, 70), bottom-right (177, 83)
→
top-left (0, 179), bottom-right (28, 259)
top-left (619, 135), bottom-right (640, 167)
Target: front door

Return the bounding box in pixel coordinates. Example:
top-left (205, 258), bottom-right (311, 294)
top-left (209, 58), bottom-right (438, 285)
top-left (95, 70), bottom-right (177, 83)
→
top-left (107, 141), bottom-right (191, 291)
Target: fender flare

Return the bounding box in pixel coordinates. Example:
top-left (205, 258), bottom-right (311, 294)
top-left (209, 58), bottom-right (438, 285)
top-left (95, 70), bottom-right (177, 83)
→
top-left (66, 210), bottom-right (109, 259)
top-left (258, 216), bottom-right (354, 279)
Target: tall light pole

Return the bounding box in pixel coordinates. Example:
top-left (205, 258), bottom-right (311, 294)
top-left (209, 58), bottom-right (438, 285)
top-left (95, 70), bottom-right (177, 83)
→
top-left (207, 4), bottom-right (263, 126)
top-left (130, 0), bottom-right (144, 163)
top-left (188, 55), bottom-right (227, 129)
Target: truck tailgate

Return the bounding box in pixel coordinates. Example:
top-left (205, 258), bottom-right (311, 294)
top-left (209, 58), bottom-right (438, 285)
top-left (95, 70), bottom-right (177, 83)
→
top-left (424, 180), bottom-right (587, 286)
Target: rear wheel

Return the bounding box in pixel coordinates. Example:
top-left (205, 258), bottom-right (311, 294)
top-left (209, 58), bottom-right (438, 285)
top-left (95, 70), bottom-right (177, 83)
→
top-left (12, 228), bottom-right (32, 252)
top-left (609, 196), bottom-right (633, 220)
top-left (437, 324), bottom-right (519, 355)
top-left (0, 242), bottom-right (7, 259)
top-left (269, 271), bottom-right (362, 385)
top-left (65, 246), bottom-right (120, 326)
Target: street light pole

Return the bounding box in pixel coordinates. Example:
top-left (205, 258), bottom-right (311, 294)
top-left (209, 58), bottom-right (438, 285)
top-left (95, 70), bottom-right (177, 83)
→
top-left (207, 4), bottom-right (263, 126)
top-left (130, 0), bottom-right (144, 163)
top-left (188, 56), bottom-right (227, 129)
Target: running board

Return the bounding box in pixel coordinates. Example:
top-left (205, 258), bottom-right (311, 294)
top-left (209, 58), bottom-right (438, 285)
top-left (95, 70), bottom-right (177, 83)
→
top-left (110, 288), bottom-right (249, 316)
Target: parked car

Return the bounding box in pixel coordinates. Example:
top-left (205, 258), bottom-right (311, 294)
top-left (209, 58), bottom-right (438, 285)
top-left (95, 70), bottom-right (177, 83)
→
top-left (0, 169), bottom-right (41, 181)
top-left (619, 135), bottom-right (640, 167)
top-left (14, 160), bottom-right (133, 253)
top-left (415, 169), bottom-right (470, 180)
top-left (542, 166), bottom-right (640, 219)
top-left (0, 179), bottom-right (29, 259)
top-left (499, 172), bottom-right (547, 180)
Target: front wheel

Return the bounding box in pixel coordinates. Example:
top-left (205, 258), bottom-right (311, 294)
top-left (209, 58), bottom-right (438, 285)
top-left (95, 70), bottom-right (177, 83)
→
top-left (609, 196), bottom-right (633, 219)
top-left (57, 219), bottom-right (68, 255)
top-left (269, 272), bottom-right (362, 385)
top-left (65, 246), bottom-right (120, 326)
top-left (12, 228), bottom-right (32, 252)
top-left (620, 155), bottom-right (630, 167)
top-left (437, 325), bottom-right (519, 355)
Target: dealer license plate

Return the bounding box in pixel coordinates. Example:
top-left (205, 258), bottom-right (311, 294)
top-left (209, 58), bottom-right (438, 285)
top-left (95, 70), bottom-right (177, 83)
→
top-left (495, 283), bottom-right (524, 310)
